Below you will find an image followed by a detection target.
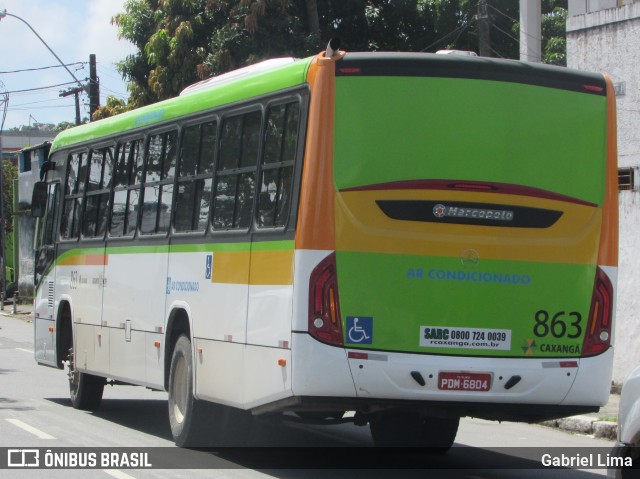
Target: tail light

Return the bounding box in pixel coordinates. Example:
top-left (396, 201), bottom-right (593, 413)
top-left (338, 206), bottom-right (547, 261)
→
top-left (308, 253), bottom-right (343, 346)
top-left (581, 267), bottom-right (614, 357)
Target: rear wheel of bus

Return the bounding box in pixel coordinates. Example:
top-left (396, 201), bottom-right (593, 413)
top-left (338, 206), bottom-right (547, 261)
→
top-left (369, 411), bottom-right (459, 450)
top-left (167, 334), bottom-right (253, 446)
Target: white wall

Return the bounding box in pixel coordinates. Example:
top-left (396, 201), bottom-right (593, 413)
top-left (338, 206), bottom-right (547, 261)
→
top-left (568, 1), bottom-right (640, 383)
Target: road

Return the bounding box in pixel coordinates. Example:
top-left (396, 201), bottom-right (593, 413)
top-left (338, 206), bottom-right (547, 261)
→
top-left (0, 312), bottom-right (618, 479)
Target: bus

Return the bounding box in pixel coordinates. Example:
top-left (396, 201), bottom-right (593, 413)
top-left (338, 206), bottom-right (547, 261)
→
top-left (31, 45), bottom-right (618, 448)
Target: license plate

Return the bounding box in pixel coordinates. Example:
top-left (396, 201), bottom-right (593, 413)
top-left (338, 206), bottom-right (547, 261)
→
top-left (438, 372), bottom-right (491, 391)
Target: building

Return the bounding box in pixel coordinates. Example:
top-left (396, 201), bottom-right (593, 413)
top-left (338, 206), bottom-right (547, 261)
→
top-left (1, 131), bottom-right (54, 160)
top-left (1, 131), bottom-right (55, 300)
top-left (568, 0), bottom-right (640, 383)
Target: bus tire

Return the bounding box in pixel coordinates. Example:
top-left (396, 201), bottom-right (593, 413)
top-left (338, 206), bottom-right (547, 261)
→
top-left (370, 411), bottom-right (459, 451)
top-left (69, 353), bottom-right (105, 411)
top-left (168, 335), bottom-right (254, 447)
top-left (168, 335), bottom-right (210, 446)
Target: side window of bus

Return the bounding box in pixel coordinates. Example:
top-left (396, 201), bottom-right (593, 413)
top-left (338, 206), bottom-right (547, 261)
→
top-left (175, 121), bottom-right (217, 233)
top-left (60, 152), bottom-right (85, 240)
top-left (258, 100), bottom-right (300, 228)
top-left (141, 130), bottom-right (177, 235)
top-left (43, 183), bottom-right (59, 246)
top-left (110, 139), bottom-right (143, 237)
top-left (83, 146), bottom-right (114, 238)
top-left (213, 110), bottom-right (261, 230)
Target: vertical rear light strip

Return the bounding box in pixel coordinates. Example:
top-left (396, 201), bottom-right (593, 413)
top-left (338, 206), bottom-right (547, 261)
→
top-left (308, 253), bottom-right (344, 346)
top-left (581, 267), bottom-right (613, 357)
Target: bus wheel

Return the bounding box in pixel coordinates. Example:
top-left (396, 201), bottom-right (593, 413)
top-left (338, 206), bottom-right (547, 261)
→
top-left (168, 335), bottom-right (210, 446)
top-left (168, 335), bottom-right (253, 447)
top-left (68, 349), bottom-right (105, 410)
top-left (370, 411), bottom-right (459, 451)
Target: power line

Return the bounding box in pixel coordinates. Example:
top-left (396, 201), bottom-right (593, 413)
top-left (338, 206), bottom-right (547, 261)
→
top-left (8, 104), bottom-right (77, 111)
top-left (486, 3), bottom-right (518, 24)
top-left (420, 21), bottom-right (472, 52)
top-left (4, 81), bottom-right (79, 95)
top-left (6, 97), bottom-right (64, 108)
top-left (0, 62), bottom-right (87, 74)
top-left (487, 3), bottom-right (544, 44)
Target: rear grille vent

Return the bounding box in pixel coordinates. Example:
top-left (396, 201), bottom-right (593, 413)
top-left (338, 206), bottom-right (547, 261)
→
top-left (48, 282), bottom-right (54, 308)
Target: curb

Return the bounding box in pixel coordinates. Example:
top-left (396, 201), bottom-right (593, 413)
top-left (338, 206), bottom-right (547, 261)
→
top-left (541, 415), bottom-right (618, 440)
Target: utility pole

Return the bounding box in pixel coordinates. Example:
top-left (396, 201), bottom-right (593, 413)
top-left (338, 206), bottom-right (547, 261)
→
top-left (476, 0), bottom-right (491, 57)
top-left (0, 133), bottom-right (4, 302)
top-left (519, 0), bottom-right (541, 62)
top-left (0, 83), bottom-right (7, 301)
top-left (60, 86), bottom-right (84, 125)
top-left (89, 54), bottom-right (100, 120)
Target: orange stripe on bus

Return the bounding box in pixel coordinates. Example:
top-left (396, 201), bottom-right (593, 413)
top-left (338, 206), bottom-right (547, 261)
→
top-left (295, 52), bottom-right (343, 251)
top-left (212, 251), bottom-right (293, 285)
top-left (598, 74), bottom-right (619, 267)
top-left (212, 252), bottom-right (250, 284)
top-left (58, 254), bottom-right (109, 266)
top-left (249, 250), bottom-right (294, 285)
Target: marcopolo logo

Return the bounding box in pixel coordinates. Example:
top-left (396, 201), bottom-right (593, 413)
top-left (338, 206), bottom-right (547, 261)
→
top-left (433, 203), bottom-right (514, 222)
top-left (433, 204), bottom-right (447, 218)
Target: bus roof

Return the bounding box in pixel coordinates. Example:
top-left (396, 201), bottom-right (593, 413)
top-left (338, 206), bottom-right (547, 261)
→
top-left (335, 52), bottom-right (607, 95)
top-left (50, 56), bottom-right (314, 152)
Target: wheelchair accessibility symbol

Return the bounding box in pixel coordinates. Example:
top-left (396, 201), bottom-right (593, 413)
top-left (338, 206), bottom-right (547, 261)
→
top-left (346, 316), bottom-right (373, 345)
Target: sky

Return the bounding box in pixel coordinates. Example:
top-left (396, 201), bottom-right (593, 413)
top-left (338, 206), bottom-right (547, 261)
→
top-left (0, 0), bottom-right (136, 130)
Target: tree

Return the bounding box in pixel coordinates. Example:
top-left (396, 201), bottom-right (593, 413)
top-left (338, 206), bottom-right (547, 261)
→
top-left (2, 160), bottom-right (17, 235)
top-left (92, 96), bottom-right (131, 121)
top-left (542, 1), bottom-right (568, 66)
top-left (55, 121), bottom-right (79, 132)
top-left (114, 0), bottom-right (217, 107)
top-left (9, 123), bottom-right (57, 133)
top-left (113, 0), bottom-right (568, 107)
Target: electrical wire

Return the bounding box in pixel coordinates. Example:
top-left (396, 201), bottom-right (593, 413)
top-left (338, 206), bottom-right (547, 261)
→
top-left (4, 81), bottom-right (79, 95)
top-left (0, 62), bottom-right (87, 74)
top-left (8, 104), bottom-right (77, 111)
top-left (420, 21), bottom-right (472, 52)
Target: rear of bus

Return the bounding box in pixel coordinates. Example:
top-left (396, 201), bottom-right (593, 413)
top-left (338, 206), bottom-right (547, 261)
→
top-left (290, 52), bottom-right (618, 444)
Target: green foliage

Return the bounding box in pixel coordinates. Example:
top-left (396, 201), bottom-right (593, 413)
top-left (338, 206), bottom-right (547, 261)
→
top-left (2, 160), bottom-right (17, 234)
top-left (113, 0), bottom-right (568, 107)
top-left (92, 96), bottom-right (132, 121)
top-left (542, 5), bottom-right (568, 66)
top-left (114, 0), bottom-right (214, 106)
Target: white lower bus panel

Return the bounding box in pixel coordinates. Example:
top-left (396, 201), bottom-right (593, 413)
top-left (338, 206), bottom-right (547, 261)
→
top-left (261, 332), bottom-right (612, 422)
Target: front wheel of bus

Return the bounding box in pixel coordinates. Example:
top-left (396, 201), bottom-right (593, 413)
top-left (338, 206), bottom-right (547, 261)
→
top-left (370, 411), bottom-right (459, 451)
top-left (68, 350), bottom-right (105, 411)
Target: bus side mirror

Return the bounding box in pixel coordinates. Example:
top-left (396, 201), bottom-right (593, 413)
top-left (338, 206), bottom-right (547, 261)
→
top-left (31, 182), bottom-right (48, 218)
top-left (39, 160), bottom-right (55, 180)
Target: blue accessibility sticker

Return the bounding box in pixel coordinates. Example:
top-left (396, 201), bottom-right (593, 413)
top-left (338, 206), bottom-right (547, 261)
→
top-left (345, 316), bottom-right (373, 345)
top-left (205, 254), bottom-right (212, 279)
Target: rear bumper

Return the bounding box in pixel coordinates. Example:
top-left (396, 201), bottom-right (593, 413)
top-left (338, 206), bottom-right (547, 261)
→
top-left (251, 394), bottom-right (597, 422)
top-left (288, 333), bottom-right (613, 420)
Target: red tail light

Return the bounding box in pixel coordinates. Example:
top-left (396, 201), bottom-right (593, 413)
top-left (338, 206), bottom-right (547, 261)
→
top-left (308, 253), bottom-right (343, 346)
top-left (581, 267), bottom-right (614, 357)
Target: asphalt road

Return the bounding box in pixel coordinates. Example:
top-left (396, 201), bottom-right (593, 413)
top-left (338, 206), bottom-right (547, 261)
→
top-left (0, 312), bottom-right (619, 479)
